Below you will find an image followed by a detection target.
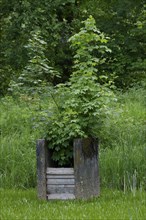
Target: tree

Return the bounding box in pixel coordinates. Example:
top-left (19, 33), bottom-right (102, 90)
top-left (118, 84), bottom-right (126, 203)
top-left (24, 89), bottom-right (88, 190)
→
top-left (0, 0), bottom-right (77, 95)
top-left (77, 0), bottom-right (146, 87)
top-left (1, 0), bottom-right (145, 95)
top-left (46, 16), bottom-right (116, 166)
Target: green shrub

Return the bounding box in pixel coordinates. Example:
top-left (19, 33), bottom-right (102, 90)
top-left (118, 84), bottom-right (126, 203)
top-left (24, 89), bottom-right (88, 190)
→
top-left (8, 30), bottom-right (60, 96)
top-left (45, 16), bottom-right (115, 166)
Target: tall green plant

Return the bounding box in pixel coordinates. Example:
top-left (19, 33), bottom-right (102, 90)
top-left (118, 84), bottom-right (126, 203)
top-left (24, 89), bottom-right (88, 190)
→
top-left (9, 30), bottom-right (60, 96)
top-left (46, 16), bottom-right (116, 166)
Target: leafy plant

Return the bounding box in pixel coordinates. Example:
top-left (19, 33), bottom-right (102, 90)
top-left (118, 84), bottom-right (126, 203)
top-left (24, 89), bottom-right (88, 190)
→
top-left (46, 16), bottom-right (116, 166)
top-left (9, 30), bottom-right (60, 96)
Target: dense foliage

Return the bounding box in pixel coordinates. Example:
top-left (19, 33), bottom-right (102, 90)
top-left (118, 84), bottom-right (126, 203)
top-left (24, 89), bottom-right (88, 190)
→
top-left (46, 16), bottom-right (116, 165)
top-left (79, 0), bottom-right (146, 87)
top-left (1, 0), bottom-right (146, 95)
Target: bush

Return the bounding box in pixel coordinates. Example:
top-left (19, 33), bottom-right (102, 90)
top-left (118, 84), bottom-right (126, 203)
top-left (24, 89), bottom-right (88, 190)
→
top-left (45, 16), bottom-right (116, 166)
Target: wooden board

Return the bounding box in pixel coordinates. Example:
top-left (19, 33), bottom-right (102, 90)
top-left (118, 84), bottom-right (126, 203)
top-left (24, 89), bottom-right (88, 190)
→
top-left (47, 193), bottom-right (75, 200)
top-left (46, 168), bottom-right (74, 175)
top-left (46, 175), bottom-right (74, 179)
top-left (47, 185), bottom-right (75, 194)
top-left (47, 178), bottom-right (75, 185)
top-left (46, 167), bottom-right (75, 198)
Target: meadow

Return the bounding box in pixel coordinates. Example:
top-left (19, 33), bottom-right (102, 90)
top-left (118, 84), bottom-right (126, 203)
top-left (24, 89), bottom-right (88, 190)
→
top-left (0, 85), bottom-right (145, 219)
top-left (0, 86), bottom-right (145, 190)
top-left (0, 188), bottom-right (145, 220)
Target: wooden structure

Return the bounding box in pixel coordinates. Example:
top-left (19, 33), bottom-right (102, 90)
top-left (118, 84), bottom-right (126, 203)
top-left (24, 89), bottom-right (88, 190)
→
top-left (36, 138), bottom-right (99, 200)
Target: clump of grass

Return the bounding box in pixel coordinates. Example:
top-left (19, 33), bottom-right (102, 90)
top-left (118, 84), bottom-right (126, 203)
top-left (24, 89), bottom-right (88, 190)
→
top-left (99, 86), bottom-right (146, 190)
top-left (0, 95), bottom-right (48, 188)
top-left (0, 188), bottom-right (145, 220)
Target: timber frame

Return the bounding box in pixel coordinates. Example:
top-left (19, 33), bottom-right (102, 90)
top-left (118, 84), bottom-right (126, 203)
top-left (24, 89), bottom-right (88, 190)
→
top-left (36, 138), bottom-right (99, 200)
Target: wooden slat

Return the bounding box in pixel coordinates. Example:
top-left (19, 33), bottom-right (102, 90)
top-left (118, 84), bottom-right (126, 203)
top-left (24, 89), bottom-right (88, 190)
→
top-left (47, 184), bottom-right (74, 188)
top-left (46, 167), bottom-right (75, 198)
top-left (47, 185), bottom-right (75, 194)
top-left (46, 168), bottom-right (74, 175)
top-left (47, 193), bottom-right (75, 200)
top-left (47, 175), bottom-right (74, 179)
top-left (47, 178), bottom-right (75, 185)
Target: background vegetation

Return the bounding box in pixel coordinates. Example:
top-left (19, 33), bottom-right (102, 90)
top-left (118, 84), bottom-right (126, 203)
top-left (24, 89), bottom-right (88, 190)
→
top-left (1, 0), bottom-right (146, 95)
top-left (0, 0), bottom-right (145, 193)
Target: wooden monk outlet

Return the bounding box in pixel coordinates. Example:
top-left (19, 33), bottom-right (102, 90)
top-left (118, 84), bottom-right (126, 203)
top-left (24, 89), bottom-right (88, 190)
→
top-left (36, 138), bottom-right (99, 200)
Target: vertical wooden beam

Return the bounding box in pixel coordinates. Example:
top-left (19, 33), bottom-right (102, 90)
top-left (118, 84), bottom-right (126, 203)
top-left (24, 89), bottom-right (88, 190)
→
top-left (36, 139), bottom-right (48, 200)
top-left (74, 137), bottom-right (100, 199)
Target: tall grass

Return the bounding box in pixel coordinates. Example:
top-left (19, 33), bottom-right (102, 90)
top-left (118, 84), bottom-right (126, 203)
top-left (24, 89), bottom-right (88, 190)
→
top-left (99, 86), bottom-right (146, 191)
top-left (0, 86), bottom-right (145, 190)
top-left (0, 95), bottom-right (48, 188)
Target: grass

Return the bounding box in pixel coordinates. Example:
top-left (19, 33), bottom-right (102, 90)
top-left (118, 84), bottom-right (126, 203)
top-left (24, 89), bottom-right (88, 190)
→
top-left (0, 86), bottom-right (145, 189)
top-left (0, 95), bottom-right (49, 188)
top-left (0, 86), bottom-right (145, 219)
top-left (99, 86), bottom-right (146, 190)
top-left (0, 188), bottom-right (145, 220)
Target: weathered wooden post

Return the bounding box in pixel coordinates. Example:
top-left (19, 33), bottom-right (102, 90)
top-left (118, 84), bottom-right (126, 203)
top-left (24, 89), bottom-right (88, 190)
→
top-left (36, 139), bottom-right (49, 200)
top-left (74, 137), bottom-right (99, 199)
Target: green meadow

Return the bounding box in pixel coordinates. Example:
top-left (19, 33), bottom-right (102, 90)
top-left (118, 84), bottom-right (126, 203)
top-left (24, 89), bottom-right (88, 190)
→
top-left (0, 188), bottom-right (145, 220)
top-left (0, 87), bottom-right (145, 219)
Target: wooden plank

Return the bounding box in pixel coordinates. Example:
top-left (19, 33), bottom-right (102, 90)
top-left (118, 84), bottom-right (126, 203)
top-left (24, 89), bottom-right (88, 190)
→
top-left (47, 175), bottom-right (74, 179)
top-left (47, 185), bottom-right (75, 194)
top-left (36, 139), bottom-right (48, 200)
top-left (47, 184), bottom-right (75, 188)
top-left (47, 178), bottom-right (75, 185)
top-left (46, 168), bottom-right (74, 175)
top-left (74, 138), bottom-right (100, 199)
top-left (47, 193), bottom-right (75, 200)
